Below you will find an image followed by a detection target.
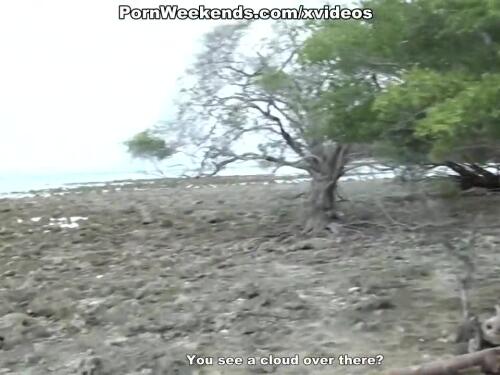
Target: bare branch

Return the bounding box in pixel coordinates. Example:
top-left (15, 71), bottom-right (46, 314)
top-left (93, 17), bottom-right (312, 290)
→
top-left (198, 146), bottom-right (312, 177)
top-left (241, 100), bottom-right (305, 157)
top-left (279, 48), bottom-right (298, 71)
top-left (268, 100), bottom-right (303, 130)
top-left (226, 65), bottom-right (263, 78)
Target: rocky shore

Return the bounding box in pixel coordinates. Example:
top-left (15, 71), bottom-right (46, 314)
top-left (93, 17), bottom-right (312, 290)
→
top-left (1, 176), bottom-right (499, 374)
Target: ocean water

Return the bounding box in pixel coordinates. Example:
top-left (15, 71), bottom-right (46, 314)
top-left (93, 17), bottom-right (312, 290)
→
top-left (0, 163), bottom-right (399, 197)
top-left (0, 164), bottom-right (302, 195)
top-left (0, 171), bottom-right (155, 194)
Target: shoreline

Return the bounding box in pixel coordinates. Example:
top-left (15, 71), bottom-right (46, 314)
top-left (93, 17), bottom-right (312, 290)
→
top-left (1, 162), bottom-right (405, 199)
top-left (0, 171), bottom-right (403, 200)
top-left (0, 174), bottom-right (313, 200)
top-left (1, 160), bottom-right (404, 198)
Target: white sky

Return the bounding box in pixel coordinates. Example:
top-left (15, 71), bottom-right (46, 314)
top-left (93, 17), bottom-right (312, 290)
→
top-left (0, 0), bottom-right (326, 175)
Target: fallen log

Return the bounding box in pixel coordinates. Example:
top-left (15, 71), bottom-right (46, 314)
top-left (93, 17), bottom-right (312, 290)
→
top-left (387, 347), bottom-right (500, 375)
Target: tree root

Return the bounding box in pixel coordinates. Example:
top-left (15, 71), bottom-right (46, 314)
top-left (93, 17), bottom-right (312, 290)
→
top-left (387, 347), bottom-right (500, 375)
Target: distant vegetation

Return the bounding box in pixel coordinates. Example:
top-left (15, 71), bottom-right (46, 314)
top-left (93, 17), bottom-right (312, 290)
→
top-left (124, 130), bottom-right (175, 162)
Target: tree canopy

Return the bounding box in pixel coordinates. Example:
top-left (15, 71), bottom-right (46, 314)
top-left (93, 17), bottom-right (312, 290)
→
top-left (127, 0), bottom-right (500, 228)
top-left (301, 0), bottom-right (500, 166)
top-left (124, 130), bottom-right (175, 161)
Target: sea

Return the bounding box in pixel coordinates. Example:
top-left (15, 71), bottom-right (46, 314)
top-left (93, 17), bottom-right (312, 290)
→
top-left (0, 170), bottom-right (156, 195)
top-left (0, 164), bottom-right (296, 196)
top-left (0, 161), bottom-right (403, 198)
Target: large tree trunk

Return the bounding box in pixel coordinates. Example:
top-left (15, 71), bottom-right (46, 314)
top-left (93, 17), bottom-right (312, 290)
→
top-left (305, 176), bottom-right (339, 232)
top-left (303, 142), bottom-right (349, 233)
top-left (445, 161), bottom-right (500, 190)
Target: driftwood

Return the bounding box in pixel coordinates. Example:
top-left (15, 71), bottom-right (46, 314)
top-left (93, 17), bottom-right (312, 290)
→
top-left (387, 347), bottom-right (500, 375)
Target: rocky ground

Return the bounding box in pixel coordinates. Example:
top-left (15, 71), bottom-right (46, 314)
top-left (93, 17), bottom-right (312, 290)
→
top-left (0, 175), bottom-right (499, 375)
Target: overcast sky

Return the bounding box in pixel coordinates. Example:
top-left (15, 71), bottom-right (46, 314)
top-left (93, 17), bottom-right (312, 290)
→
top-left (0, 0), bottom-right (326, 176)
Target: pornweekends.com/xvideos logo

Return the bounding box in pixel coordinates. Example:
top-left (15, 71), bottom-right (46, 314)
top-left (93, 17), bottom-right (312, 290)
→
top-left (118, 4), bottom-right (374, 21)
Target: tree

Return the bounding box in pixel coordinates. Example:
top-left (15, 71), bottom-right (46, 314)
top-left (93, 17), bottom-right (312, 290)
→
top-left (124, 130), bottom-right (177, 175)
top-left (301, 0), bottom-right (500, 189)
top-left (128, 21), bottom-right (374, 232)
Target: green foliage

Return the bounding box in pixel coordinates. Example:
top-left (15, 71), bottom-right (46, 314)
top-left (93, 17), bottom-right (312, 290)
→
top-left (309, 79), bottom-right (378, 143)
top-left (139, 21), bottom-right (372, 176)
top-left (124, 131), bottom-right (175, 161)
top-left (300, 1), bottom-right (422, 72)
top-left (254, 69), bottom-right (291, 93)
top-left (371, 69), bottom-right (473, 162)
top-left (301, 0), bottom-right (500, 165)
top-left (373, 68), bottom-right (500, 162)
top-left (416, 73), bottom-right (500, 161)
top-left (301, 21), bottom-right (374, 72)
top-left (374, 70), bottom-right (472, 118)
top-left (127, 0), bottom-right (500, 176)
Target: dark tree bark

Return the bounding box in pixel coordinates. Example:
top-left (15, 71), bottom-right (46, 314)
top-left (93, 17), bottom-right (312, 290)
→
top-left (303, 143), bottom-right (349, 233)
top-left (445, 161), bottom-right (500, 190)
